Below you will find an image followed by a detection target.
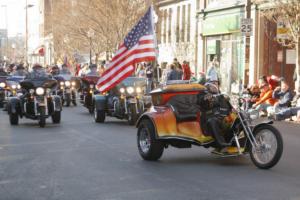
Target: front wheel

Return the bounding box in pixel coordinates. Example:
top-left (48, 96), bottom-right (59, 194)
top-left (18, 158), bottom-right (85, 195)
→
top-left (65, 93), bottom-right (71, 107)
top-left (128, 104), bottom-right (138, 125)
top-left (38, 107), bottom-right (46, 128)
top-left (94, 107), bottom-right (105, 123)
top-left (249, 124), bottom-right (283, 169)
top-left (137, 119), bottom-right (164, 161)
top-left (9, 112), bottom-right (19, 125)
top-left (52, 111), bottom-right (61, 124)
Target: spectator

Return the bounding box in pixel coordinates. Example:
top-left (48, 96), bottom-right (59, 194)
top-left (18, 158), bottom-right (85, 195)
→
top-left (267, 78), bottom-right (294, 117)
top-left (182, 61), bottom-right (191, 80)
top-left (137, 64), bottom-right (146, 78)
top-left (167, 64), bottom-right (178, 81)
top-left (249, 82), bottom-right (277, 117)
top-left (274, 94), bottom-right (300, 121)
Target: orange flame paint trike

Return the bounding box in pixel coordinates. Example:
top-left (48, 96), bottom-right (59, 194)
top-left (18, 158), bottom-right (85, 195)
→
top-left (136, 82), bottom-right (283, 169)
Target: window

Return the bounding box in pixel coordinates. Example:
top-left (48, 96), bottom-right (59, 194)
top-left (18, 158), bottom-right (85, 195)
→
top-left (187, 4), bottom-right (191, 42)
top-left (176, 6), bottom-right (180, 43)
top-left (181, 5), bottom-right (186, 42)
top-left (168, 8), bottom-right (172, 43)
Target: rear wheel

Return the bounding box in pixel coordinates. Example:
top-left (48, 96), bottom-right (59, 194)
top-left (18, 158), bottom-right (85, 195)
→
top-left (128, 104), bottom-right (138, 125)
top-left (9, 112), bottom-right (19, 125)
top-left (52, 111), bottom-right (61, 124)
top-left (94, 107), bottom-right (105, 123)
top-left (137, 119), bottom-right (164, 161)
top-left (249, 124), bottom-right (283, 169)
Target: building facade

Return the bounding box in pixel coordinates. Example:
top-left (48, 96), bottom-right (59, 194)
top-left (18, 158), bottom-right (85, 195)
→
top-left (156, 0), bottom-right (198, 74)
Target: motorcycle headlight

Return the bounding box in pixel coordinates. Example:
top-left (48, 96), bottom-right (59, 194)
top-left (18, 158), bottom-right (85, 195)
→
top-left (126, 87), bottom-right (134, 94)
top-left (65, 81), bottom-right (71, 87)
top-left (90, 84), bottom-right (94, 89)
top-left (120, 88), bottom-right (125, 93)
top-left (71, 81), bottom-right (76, 86)
top-left (136, 87), bottom-right (142, 93)
top-left (0, 82), bottom-right (5, 88)
top-left (60, 82), bottom-right (64, 86)
top-left (17, 84), bottom-right (21, 90)
top-left (12, 85), bottom-right (17, 89)
top-left (36, 87), bottom-right (45, 96)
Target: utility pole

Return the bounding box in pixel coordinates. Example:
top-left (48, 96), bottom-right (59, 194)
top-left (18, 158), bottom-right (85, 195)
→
top-left (244, 0), bottom-right (251, 87)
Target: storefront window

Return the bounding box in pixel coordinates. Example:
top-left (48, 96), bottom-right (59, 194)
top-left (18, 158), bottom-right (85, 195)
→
top-left (206, 34), bottom-right (244, 94)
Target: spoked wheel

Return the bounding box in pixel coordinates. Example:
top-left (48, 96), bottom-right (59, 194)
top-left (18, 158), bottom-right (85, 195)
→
top-left (250, 124), bottom-right (283, 169)
top-left (94, 107), bottom-right (105, 123)
top-left (137, 119), bottom-right (164, 161)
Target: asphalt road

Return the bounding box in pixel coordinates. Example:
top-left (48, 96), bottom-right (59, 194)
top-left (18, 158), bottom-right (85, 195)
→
top-left (0, 105), bottom-right (300, 200)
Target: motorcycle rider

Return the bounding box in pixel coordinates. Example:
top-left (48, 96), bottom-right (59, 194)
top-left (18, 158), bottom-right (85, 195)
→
top-left (12, 64), bottom-right (28, 77)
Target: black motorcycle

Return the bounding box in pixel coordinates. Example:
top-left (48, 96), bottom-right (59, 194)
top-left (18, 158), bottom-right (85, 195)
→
top-left (7, 77), bottom-right (62, 127)
top-left (0, 76), bottom-right (8, 108)
top-left (80, 75), bottom-right (101, 114)
top-left (54, 75), bottom-right (79, 106)
top-left (94, 77), bottom-right (148, 125)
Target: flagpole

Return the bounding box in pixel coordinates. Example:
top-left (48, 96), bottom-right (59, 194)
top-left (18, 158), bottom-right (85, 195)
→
top-left (149, 4), bottom-right (160, 84)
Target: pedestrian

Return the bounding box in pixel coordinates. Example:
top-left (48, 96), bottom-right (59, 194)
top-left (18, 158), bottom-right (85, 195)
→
top-left (206, 61), bottom-right (220, 87)
top-left (182, 61), bottom-right (192, 80)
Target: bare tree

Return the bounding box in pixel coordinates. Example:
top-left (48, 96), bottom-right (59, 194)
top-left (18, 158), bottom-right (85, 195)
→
top-left (253, 0), bottom-right (300, 93)
top-left (49, 0), bottom-right (149, 64)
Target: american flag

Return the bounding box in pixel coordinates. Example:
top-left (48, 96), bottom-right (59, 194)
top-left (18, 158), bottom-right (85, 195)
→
top-left (96, 7), bottom-right (156, 92)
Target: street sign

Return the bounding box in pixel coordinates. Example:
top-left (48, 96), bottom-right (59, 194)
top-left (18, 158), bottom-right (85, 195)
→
top-left (240, 18), bottom-right (253, 37)
top-left (277, 18), bottom-right (290, 40)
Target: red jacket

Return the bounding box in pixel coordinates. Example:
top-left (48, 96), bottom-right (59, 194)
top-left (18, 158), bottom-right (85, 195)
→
top-left (182, 64), bottom-right (191, 80)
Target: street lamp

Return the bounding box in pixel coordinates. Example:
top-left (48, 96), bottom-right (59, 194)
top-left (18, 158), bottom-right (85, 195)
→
top-left (87, 29), bottom-right (94, 65)
top-left (25, 0), bottom-right (34, 65)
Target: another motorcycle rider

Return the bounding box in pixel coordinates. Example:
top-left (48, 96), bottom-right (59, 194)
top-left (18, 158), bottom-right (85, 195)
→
top-left (198, 77), bottom-right (232, 153)
top-left (50, 65), bottom-right (60, 76)
top-left (26, 63), bottom-right (48, 79)
top-left (60, 64), bottom-right (71, 75)
top-left (12, 64), bottom-right (28, 77)
top-left (86, 64), bottom-right (99, 76)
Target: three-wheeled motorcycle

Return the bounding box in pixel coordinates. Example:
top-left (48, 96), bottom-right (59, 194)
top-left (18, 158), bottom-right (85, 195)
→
top-left (54, 74), bottom-right (80, 106)
top-left (94, 77), bottom-right (149, 125)
top-left (0, 76), bottom-right (8, 108)
top-left (80, 75), bottom-right (101, 114)
top-left (7, 76), bottom-right (62, 127)
top-left (0, 75), bottom-right (24, 109)
top-left (136, 82), bottom-right (283, 169)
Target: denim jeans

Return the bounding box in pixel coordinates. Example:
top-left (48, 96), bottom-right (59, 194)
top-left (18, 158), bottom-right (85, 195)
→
top-left (275, 107), bottom-right (300, 121)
